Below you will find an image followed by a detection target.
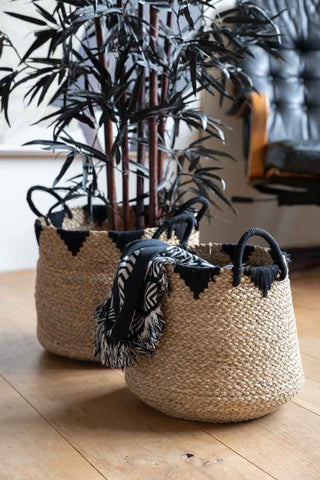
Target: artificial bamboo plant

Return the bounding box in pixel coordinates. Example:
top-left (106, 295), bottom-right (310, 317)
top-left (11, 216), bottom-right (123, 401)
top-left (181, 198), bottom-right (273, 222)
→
top-left (0, 0), bottom-right (280, 230)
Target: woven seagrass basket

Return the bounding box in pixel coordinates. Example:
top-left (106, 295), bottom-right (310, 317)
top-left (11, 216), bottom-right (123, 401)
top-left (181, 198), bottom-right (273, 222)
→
top-left (125, 228), bottom-right (304, 423)
top-left (33, 196), bottom-right (203, 361)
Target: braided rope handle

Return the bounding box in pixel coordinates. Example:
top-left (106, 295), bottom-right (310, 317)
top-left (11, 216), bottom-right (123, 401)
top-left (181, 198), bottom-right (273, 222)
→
top-left (233, 227), bottom-right (288, 286)
top-left (152, 212), bottom-right (195, 249)
top-left (27, 186), bottom-right (72, 224)
top-left (172, 196), bottom-right (209, 230)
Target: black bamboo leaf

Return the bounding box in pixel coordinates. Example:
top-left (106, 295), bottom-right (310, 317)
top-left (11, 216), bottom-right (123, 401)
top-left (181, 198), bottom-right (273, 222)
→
top-left (1, 0), bottom-right (282, 222)
top-left (5, 11), bottom-right (47, 26)
top-left (34, 4), bottom-right (58, 25)
top-left (182, 6), bottom-right (194, 30)
top-left (53, 152), bottom-right (75, 186)
top-left (21, 30), bottom-right (55, 62)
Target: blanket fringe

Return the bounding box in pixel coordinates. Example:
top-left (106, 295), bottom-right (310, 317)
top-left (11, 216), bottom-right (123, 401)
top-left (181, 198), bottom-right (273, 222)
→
top-left (93, 276), bottom-right (168, 368)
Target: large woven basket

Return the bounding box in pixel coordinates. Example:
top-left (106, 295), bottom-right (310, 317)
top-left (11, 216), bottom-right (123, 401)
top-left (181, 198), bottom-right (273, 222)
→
top-left (34, 202), bottom-right (201, 361)
top-left (125, 228), bottom-right (304, 423)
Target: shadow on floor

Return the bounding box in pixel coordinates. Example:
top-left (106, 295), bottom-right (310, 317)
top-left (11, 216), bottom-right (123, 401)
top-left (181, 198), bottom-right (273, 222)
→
top-left (41, 376), bottom-right (265, 436)
top-left (43, 380), bottom-right (206, 434)
top-left (38, 350), bottom-right (104, 371)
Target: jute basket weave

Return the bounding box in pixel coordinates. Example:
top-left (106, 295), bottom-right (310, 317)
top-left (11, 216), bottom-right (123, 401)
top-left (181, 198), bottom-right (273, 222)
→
top-left (125, 229), bottom-right (304, 423)
top-left (35, 205), bottom-right (200, 361)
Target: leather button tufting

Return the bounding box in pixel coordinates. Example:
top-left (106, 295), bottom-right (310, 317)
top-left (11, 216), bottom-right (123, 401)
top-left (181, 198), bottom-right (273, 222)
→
top-left (240, 0), bottom-right (320, 145)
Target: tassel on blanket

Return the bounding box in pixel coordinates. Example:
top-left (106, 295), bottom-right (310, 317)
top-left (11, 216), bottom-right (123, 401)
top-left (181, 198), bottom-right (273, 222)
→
top-left (93, 241), bottom-right (213, 368)
top-left (94, 268), bottom-right (169, 368)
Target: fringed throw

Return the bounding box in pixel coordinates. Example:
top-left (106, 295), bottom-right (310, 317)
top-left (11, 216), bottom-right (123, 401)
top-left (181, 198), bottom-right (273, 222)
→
top-left (94, 239), bottom-right (213, 368)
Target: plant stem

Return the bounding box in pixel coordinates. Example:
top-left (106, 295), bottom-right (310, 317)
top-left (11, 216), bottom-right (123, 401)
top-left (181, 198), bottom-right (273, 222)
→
top-left (148, 5), bottom-right (159, 227)
top-left (158, 11), bottom-right (172, 185)
top-left (95, 17), bottom-right (118, 230)
top-left (117, 0), bottom-right (130, 231)
top-left (122, 116), bottom-right (130, 231)
top-left (136, 3), bottom-right (146, 229)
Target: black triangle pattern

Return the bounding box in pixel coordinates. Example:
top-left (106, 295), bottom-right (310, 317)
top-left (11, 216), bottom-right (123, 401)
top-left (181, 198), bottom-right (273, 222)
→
top-left (108, 230), bottom-right (144, 252)
top-left (48, 209), bottom-right (67, 228)
top-left (174, 265), bottom-right (221, 299)
top-left (84, 204), bottom-right (108, 225)
top-left (222, 243), bottom-right (255, 264)
top-left (244, 264), bottom-right (280, 297)
top-left (57, 229), bottom-right (90, 256)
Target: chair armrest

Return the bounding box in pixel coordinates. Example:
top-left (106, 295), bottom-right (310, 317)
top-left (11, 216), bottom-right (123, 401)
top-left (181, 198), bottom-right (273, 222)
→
top-left (246, 92), bottom-right (269, 180)
top-left (229, 92), bottom-right (269, 180)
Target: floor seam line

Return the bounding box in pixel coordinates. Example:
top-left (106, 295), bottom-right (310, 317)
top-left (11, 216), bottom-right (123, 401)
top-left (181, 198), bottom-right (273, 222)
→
top-left (291, 399), bottom-right (320, 417)
top-left (200, 428), bottom-right (277, 480)
top-left (0, 373), bottom-right (109, 480)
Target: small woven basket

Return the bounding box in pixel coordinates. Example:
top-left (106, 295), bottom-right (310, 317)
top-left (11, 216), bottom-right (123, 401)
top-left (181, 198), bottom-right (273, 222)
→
top-left (125, 228), bottom-right (304, 423)
top-left (31, 188), bottom-right (204, 361)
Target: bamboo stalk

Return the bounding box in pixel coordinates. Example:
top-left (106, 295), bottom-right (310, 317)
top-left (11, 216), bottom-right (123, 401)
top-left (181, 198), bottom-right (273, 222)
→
top-left (118, 0), bottom-right (130, 231)
top-left (122, 115), bottom-right (130, 231)
top-left (136, 2), bottom-right (146, 229)
top-left (148, 5), bottom-right (159, 227)
top-left (158, 11), bottom-right (173, 184)
top-left (95, 18), bottom-right (119, 230)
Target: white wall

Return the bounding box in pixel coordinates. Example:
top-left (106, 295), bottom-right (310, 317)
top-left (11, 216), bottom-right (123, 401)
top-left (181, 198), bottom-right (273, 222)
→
top-left (0, 1), bottom-right (92, 272)
top-left (0, 154), bottom-right (147, 272)
top-left (0, 157), bottom-right (79, 271)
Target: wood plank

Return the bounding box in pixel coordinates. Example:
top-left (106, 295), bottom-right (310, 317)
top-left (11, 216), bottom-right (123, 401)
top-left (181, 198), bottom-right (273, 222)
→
top-left (0, 272), bottom-right (272, 480)
top-left (0, 376), bottom-right (105, 480)
top-left (301, 353), bottom-right (320, 384)
top-left (292, 353), bottom-right (320, 416)
top-left (0, 336), bottom-right (272, 479)
top-left (293, 378), bottom-right (320, 416)
top-left (291, 268), bottom-right (320, 356)
top-left (299, 338), bottom-right (320, 360)
top-left (1, 267), bottom-right (319, 480)
top-left (19, 369), bottom-right (273, 480)
top-left (202, 402), bottom-right (320, 480)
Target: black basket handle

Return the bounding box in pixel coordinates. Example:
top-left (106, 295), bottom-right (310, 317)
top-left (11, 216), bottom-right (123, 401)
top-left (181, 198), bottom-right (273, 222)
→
top-left (152, 212), bottom-right (195, 249)
top-left (173, 196), bottom-right (209, 230)
top-left (233, 227), bottom-right (288, 287)
top-left (27, 186), bottom-right (72, 224)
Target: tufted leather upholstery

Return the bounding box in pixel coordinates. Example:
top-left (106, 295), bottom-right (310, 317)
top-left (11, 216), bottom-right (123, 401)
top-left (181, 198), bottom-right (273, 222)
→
top-left (241, 0), bottom-right (320, 175)
top-left (265, 140), bottom-right (320, 174)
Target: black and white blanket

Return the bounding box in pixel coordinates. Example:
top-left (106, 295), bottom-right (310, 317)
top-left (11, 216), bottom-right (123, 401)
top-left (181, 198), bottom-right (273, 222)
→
top-left (94, 238), bottom-right (213, 368)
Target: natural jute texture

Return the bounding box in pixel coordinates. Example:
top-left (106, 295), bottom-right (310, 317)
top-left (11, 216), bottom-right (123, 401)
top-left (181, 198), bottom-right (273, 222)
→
top-left (36, 206), bottom-right (199, 361)
top-left (125, 243), bottom-right (304, 423)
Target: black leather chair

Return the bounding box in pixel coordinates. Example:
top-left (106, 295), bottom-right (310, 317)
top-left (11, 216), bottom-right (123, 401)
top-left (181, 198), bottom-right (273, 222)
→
top-left (234, 0), bottom-right (320, 205)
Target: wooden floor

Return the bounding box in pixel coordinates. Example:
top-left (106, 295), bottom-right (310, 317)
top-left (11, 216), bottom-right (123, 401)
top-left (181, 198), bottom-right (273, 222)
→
top-left (0, 269), bottom-right (320, 480)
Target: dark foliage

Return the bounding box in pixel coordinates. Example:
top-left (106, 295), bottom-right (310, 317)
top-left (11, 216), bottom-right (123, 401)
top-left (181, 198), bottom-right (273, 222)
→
top-left (0, 0), bottom-right (280, 228)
